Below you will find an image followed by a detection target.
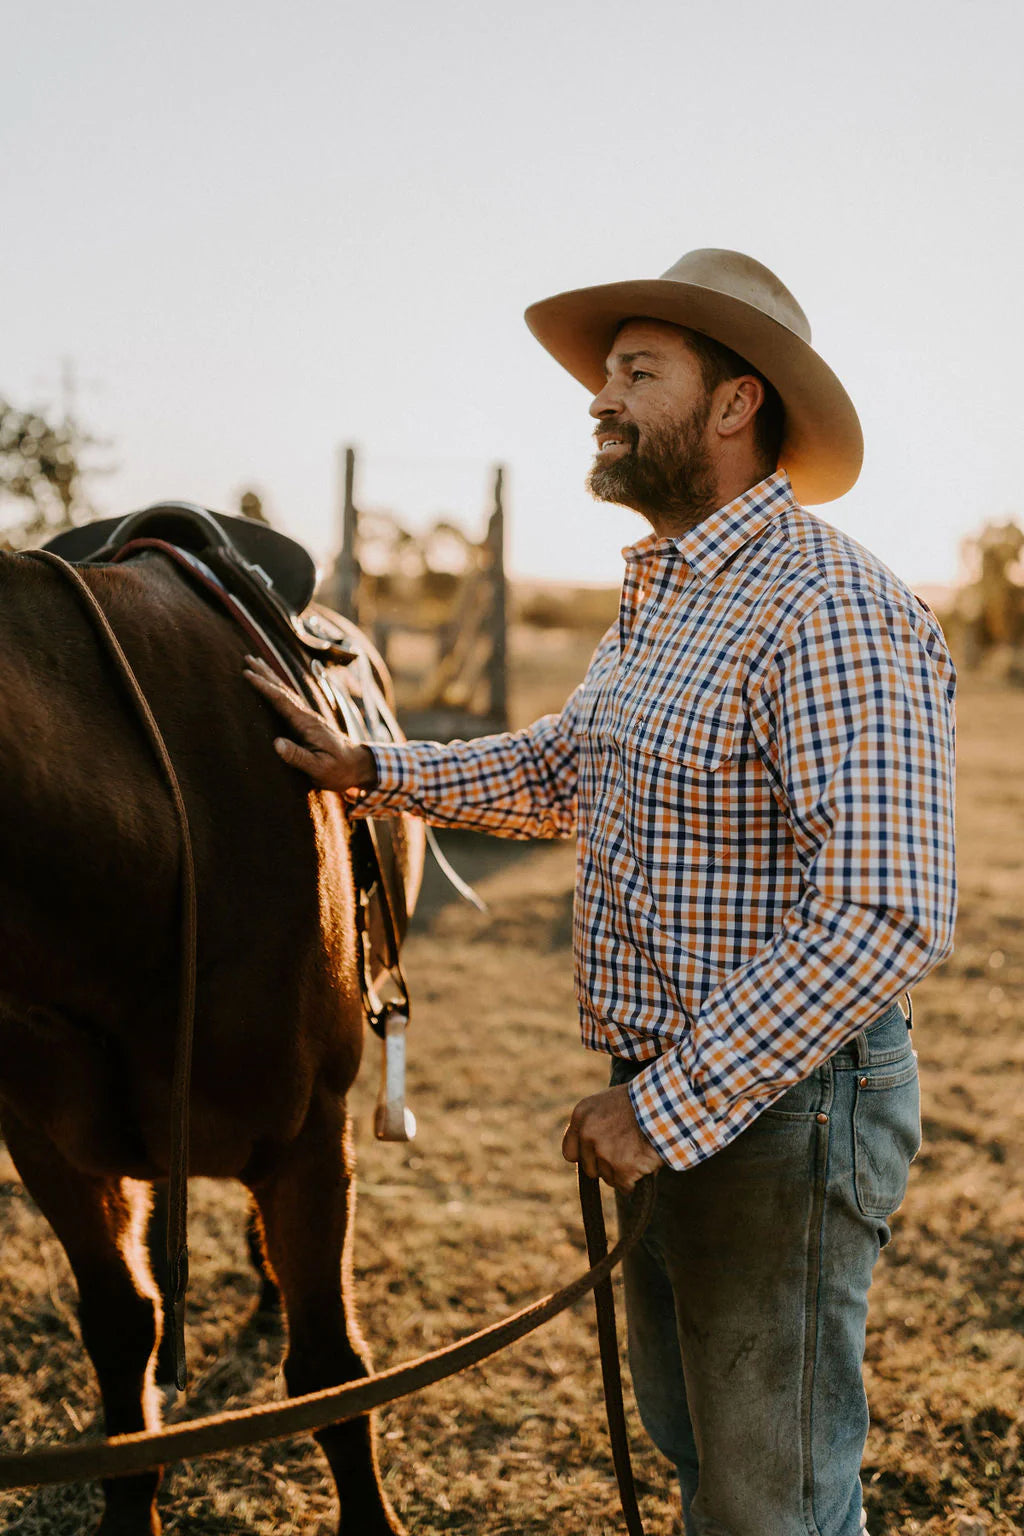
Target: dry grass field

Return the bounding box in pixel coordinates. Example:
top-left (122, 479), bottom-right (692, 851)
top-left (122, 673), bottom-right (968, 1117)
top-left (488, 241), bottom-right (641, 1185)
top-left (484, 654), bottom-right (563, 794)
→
top-left (1, 626), bottom-right (1022, 1535)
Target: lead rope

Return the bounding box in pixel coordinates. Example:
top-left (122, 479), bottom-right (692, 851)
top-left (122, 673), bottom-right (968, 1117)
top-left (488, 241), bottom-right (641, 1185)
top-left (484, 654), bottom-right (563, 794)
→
top-left (0, 1174), bottom-right (656, 1506)
top-left (19, 549), bottom-right (650, 1531)
top-left (25, 550), bottom-right (197, 1390)
top-left (579, 1170), bottom-right (648, 1534)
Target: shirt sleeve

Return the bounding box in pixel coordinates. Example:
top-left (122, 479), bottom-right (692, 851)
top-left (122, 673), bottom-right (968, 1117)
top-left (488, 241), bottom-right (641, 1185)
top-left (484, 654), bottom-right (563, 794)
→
top-left (628, 589), bottom-right (957, 1169)
top-left (347, 685), bottom-right (583, 840)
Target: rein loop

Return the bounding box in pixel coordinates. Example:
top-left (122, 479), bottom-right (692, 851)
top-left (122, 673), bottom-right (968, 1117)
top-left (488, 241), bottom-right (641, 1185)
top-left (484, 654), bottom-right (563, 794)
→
top-left (14, 548), bottom-right (653, 1531)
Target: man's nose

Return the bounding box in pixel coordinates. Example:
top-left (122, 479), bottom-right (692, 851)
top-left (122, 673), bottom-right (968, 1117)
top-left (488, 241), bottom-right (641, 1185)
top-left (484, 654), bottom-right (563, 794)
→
top-left (589, 380), bottom-right (623, 419)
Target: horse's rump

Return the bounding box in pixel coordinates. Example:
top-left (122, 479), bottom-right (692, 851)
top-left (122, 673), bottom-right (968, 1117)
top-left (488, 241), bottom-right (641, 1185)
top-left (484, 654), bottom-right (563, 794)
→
top-left (0, 548), bottom-right (418, 1178)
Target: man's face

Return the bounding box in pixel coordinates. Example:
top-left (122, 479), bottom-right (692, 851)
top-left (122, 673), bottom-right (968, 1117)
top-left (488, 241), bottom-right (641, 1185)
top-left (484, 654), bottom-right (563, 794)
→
top-left (586, 319), bottom-right (718, 533)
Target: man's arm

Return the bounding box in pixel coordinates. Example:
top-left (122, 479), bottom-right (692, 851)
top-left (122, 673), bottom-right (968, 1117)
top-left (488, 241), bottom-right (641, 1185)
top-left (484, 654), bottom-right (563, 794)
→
top-left (625, 590), bottom-right (957, 1171)
top-left (243, 653), bottom-right (583, 840)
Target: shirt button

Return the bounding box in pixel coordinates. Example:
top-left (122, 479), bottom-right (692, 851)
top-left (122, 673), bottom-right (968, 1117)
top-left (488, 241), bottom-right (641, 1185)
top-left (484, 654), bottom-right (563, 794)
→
top-left (815, 1112), bottom-right (828, 1124)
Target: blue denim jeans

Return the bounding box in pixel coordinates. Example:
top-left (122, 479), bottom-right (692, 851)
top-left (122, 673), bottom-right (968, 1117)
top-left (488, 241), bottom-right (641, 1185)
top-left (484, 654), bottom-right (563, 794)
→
top-left (613, 1002), bottom-right (920, 1536)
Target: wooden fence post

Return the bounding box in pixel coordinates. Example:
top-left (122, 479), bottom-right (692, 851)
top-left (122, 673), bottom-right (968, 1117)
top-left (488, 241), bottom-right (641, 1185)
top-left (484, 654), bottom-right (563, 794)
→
top-left (334, 445), bottom-right (360, 619)
top-left (319, 450), bottom-right (510, 739)
top-left (485, 464), bottom-right (508, 730)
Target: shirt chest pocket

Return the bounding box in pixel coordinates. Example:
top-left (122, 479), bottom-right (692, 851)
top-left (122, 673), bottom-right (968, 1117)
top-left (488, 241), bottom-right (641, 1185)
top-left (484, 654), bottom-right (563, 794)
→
top-left (611, 707), bottom-right (777, 865)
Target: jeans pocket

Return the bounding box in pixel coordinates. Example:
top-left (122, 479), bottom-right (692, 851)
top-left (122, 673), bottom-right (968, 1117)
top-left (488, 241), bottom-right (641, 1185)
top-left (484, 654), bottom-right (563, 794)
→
top-left (853, 1054), bottom-right (921, 1218)
top-left (759, 1066), bottom-right (827, 1119)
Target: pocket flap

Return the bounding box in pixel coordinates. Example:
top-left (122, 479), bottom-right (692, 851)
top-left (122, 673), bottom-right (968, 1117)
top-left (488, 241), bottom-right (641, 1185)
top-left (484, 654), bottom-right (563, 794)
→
top-left (627, 706), bottom-right (741, 772)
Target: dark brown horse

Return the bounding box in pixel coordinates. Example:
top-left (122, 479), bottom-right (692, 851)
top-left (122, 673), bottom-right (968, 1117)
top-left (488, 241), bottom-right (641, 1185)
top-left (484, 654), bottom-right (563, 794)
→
top-left (0, 545), bottom-right (423, 1535)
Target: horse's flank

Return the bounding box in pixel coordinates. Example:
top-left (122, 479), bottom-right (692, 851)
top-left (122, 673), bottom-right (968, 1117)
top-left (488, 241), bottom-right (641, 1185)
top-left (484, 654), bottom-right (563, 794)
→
top-left (0, 548), bottom-right (372, 1177)
top-left (0, 544), bottom-right (421, 1534)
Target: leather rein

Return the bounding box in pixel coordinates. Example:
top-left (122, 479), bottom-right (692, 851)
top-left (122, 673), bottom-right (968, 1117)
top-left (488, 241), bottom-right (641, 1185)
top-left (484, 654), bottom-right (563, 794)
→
top-left (12, 547), bottom-right (652, 1534)
top-left (27, 548), bottom-right (198, 1388)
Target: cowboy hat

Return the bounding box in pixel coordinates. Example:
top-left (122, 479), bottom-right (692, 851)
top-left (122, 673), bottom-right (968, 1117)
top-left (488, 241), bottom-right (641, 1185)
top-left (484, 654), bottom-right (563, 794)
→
top-left (524, 248), bottom-right (862, 504)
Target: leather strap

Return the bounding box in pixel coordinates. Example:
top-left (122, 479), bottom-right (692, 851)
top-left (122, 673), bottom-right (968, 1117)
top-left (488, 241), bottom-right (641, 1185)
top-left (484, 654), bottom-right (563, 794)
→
top-left (579, 1169), bottom-right (648, 1535)
top-left (0, 1174), bottom-right (656, 1502)
top-left (26, 550), bottom-right (198, 1391)
top-left (17, 550), bottom-right (651, 1532)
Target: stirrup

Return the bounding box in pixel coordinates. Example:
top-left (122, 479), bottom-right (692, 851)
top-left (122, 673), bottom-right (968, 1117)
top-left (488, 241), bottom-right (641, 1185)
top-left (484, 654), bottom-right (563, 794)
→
top-left (373, 1007), bottom-right (417, 1142)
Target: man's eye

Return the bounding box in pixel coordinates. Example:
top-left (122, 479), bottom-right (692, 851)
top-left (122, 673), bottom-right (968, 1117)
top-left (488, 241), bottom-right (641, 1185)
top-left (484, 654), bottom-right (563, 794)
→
top-left (630, 370), bottom-right (651, 382)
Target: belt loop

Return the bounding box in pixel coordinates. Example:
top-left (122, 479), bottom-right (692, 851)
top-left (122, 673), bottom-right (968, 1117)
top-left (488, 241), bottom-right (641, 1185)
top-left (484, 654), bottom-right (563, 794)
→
top-left (854, 1030), bottom-right (870, 1066)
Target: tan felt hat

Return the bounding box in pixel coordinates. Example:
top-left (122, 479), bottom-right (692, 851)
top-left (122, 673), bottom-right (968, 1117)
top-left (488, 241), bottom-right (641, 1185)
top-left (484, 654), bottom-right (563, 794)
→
top-left (524, 248), bottom-right (863, 504)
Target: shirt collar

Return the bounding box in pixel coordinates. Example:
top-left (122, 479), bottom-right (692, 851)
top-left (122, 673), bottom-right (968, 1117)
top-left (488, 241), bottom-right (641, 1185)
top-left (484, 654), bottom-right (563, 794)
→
top-left (622, 469), bottom-right (796, 583)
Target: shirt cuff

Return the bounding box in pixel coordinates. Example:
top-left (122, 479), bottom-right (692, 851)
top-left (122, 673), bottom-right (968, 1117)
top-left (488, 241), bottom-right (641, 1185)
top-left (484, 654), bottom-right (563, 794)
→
top-left (626, 1051), bottom-right (763, 1171)
top-left (346, 743), bottom-right (411, 816)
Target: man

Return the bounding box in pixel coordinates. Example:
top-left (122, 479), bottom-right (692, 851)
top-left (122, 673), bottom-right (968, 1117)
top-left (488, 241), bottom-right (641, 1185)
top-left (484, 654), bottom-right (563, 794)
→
top-left (245, 249), bottom-right (956, 1535)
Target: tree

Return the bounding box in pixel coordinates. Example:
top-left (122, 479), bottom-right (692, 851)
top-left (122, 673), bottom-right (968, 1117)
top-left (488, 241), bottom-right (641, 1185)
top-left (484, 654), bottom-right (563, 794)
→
top-left (0, 397), bottom-right (100, 546)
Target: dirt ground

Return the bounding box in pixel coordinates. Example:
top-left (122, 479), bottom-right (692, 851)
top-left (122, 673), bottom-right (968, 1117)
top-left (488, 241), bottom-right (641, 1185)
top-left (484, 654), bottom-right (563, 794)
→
top-left (1, 628), bottom-right (1021, 1535)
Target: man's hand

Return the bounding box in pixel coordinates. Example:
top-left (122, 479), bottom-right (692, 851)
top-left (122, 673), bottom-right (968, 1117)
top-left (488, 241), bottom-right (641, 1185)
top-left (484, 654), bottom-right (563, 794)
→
top-left (562, 1084), bottom-right (664, 1192)
top-left (243, 655), bottom-right (379, 795)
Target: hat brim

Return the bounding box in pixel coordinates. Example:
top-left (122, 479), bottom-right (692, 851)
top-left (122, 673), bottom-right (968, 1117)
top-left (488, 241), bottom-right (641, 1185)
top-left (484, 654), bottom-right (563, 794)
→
top-left (525, 278), bottom-right (862, 505)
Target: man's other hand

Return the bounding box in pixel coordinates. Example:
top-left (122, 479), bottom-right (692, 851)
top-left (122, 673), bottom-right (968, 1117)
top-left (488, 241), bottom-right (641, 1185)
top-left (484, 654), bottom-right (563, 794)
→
top-left (243, 655), bottom-right (379, 795)
top-left (562, 1084), bottom-right (664, 1192)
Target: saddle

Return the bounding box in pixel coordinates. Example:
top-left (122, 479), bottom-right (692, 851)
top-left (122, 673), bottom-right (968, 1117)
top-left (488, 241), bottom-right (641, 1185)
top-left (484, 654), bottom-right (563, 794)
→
top-left (43, 504), bottom-right (414, 1138)
top-left (46, 502), bottom-right (315, 608)
top-left (46, 503), bottom-right (353, 661)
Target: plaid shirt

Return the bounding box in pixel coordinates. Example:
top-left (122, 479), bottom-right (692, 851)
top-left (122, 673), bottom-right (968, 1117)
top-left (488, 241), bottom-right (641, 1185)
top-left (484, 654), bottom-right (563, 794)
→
top-left (355, 471), bottom-right (957, 1169)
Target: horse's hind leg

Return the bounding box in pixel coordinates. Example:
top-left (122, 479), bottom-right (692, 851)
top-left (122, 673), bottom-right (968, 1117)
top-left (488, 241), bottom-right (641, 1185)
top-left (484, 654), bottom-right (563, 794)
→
top-left (3, 1113), bottom-right (163, 1536)
top-left (249, 1088), bottom-right (404, 1536)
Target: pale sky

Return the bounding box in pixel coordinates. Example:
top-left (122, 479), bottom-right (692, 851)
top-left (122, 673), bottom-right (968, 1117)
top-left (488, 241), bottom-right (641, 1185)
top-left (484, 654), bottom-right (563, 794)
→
top-left (3, 0), bottom-right (1022, 588)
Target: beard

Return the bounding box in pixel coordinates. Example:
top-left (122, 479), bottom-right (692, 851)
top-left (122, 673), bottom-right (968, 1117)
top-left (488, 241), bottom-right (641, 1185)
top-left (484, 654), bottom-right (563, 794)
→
top-left (586, 400), bottom-right (719, 534)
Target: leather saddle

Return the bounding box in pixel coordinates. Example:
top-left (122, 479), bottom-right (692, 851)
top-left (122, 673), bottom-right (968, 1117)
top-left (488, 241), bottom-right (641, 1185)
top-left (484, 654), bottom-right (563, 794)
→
top-left (46, 502), bottom-right (317, 612)
top-left (45, 502), bottom-right (357, 670)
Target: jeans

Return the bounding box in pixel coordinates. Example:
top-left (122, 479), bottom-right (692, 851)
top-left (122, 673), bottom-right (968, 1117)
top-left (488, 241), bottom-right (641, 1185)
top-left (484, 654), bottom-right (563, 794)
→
top-left (613, 1002), bottom-right (920, 1536)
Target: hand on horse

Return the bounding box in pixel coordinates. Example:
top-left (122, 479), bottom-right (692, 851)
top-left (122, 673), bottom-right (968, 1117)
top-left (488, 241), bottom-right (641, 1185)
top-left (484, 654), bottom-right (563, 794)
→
top-left (562, 1084), bottom-right (664, 1193)
top-left (243, 655), bottom-right (379, 795)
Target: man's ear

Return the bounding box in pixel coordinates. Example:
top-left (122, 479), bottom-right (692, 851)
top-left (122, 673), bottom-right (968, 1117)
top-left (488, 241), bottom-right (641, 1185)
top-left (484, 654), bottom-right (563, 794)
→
top-left (716, 376), bottom-right (764, 440)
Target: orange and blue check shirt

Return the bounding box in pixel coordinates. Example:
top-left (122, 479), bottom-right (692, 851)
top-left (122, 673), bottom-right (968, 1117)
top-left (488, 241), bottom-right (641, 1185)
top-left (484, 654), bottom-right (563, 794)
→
top-left (355, 471), bottom-right (957, 1170)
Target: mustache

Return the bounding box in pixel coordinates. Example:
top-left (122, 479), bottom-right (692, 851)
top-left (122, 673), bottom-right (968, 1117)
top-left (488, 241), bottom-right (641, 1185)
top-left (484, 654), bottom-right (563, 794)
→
top-left (593, 421), bottom-right (639, 447)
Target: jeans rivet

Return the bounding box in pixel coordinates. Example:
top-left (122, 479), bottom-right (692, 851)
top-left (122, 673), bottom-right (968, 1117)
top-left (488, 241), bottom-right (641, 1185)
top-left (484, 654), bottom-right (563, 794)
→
top-left (816, 1112), bottom-right (828, 1124)
top-left (859, 1075), bottom-right (868, 1087)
